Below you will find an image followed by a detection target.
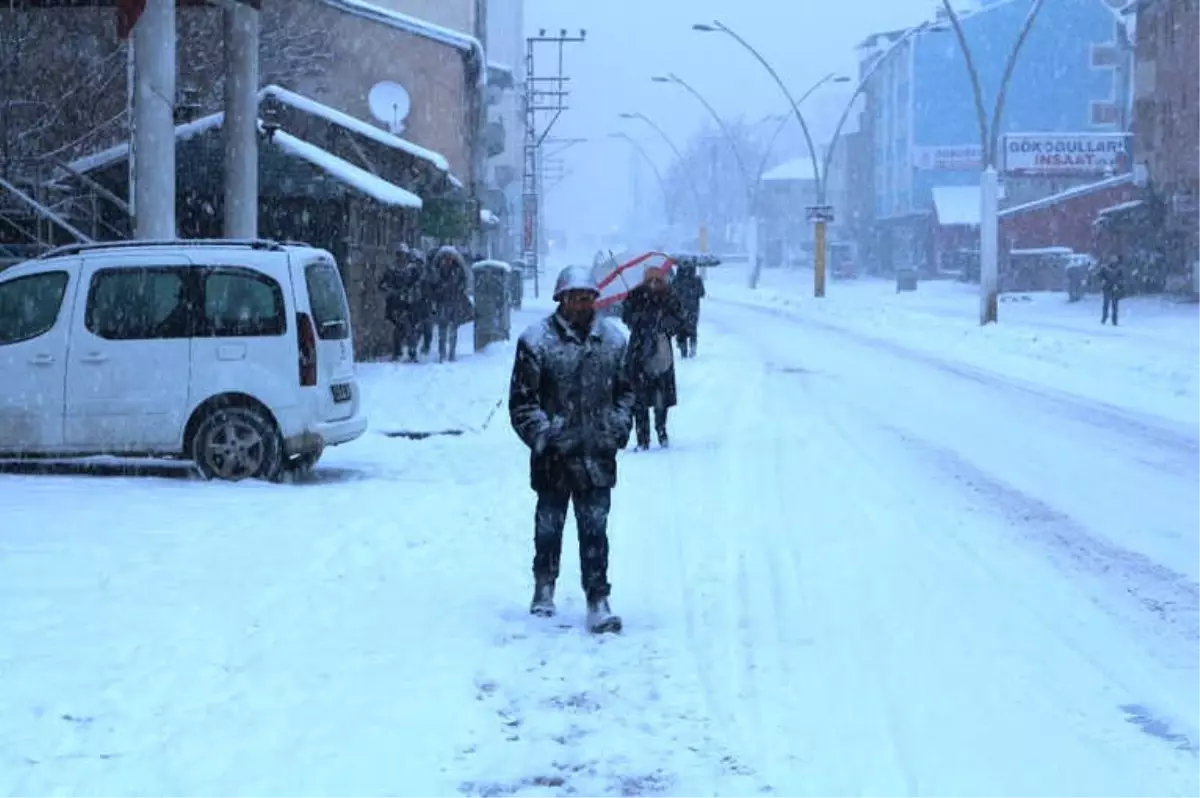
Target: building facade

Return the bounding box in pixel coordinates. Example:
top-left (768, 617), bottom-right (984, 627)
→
top-left (870, 0), bottom-right (1133, 274)
top-left (1130, 0), bottom-right (1198, 290)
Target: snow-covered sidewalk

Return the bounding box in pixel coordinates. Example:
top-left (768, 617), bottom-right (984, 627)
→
top-left (707, 265), bottom-right (1200, 428)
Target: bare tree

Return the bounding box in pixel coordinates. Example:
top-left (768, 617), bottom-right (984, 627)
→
top-left (0, 6), bottom-right (128, 183)
top-left (177, 2), bottom-right (334, 119)
top-left (661, 118), bottom-right (795, 244)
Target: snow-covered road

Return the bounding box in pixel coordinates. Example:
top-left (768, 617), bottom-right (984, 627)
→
top-left (1, 298), bottom-right (1196, 797)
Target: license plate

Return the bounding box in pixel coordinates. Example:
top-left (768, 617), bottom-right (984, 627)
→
top-left (331, 383), bottom-right (352, 403)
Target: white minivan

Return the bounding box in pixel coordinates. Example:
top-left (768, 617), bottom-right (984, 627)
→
top-left (0, 239), bottom-right (368, 481)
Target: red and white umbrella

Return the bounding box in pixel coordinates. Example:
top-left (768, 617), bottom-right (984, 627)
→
top-left (595, 251), bottom-right (676, 309)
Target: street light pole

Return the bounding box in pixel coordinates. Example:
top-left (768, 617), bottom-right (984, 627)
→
top-left (650, 73), bottom-right (754, 275)
top-left (618, 111), bottom-right (706, 250)
top-left (939, 0), bottom-right (1046, 325)
top-left (608, 132), bottom-right (675, 225)
top-left (694, 20), bottom-right (826, 296)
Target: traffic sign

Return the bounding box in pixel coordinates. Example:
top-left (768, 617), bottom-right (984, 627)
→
top-left (806, 204), bottom-right (835, 223)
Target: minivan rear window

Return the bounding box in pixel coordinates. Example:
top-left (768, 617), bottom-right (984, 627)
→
top-left (304, 260), bottom-right (350, 341)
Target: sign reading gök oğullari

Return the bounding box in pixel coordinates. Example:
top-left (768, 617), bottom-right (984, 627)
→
top-left (1002, 132), bottom-right (1131, 177)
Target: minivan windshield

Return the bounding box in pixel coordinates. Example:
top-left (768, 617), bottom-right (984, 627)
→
top-left (304, 260), bottom-right (350, 341)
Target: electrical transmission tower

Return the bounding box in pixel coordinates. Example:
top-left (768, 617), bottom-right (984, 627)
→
top-left (521, 28), bottom-right (585, 297)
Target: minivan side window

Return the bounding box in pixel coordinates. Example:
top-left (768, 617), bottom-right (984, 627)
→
top-left (86, 267), bottom-right (193, 340)
top-left (202, 268), bottom-right (286, 337)
top-left (0, 271), bottom-right (70, 345)
top-left (304, 260), bottom-right (350, 341)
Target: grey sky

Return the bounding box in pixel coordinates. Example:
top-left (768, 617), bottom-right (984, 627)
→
top-left (524, 0), bottom-right (938, 239)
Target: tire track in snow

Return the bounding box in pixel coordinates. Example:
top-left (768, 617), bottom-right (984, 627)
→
top-left (700, 302), bottom-right (1199, 794)
top-left (712, 296), bottom-right (1199, 460)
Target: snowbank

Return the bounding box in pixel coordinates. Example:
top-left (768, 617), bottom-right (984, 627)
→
top-left (708, 265), bottom-right (1200, 428)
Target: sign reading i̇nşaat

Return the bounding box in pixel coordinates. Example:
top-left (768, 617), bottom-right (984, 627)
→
top-left (1003, 133), bottom-right (1131, 176)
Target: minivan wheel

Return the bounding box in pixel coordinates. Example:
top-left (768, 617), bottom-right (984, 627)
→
top-left (191, 406), bottom-right (283, 483)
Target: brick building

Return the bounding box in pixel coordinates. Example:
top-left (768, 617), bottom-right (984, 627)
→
top-left (1127, 0), bottom-right (1198, 291)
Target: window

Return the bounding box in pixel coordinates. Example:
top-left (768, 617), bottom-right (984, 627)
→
top-left (1091, 101), bottom-right (1121, 126)
top-left (202, 268), bottom-right (286, 337)
top-left (1090, 43), bottom-right (1120, 68)
top-left (0, 271), bottom-right (69, 345)
top-left (304, 260), bottom-right (350, 340)
top-left (86, 267), bottom-right (192, 340)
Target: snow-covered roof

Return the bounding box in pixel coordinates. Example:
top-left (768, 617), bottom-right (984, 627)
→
top-left (59, 110), bottom-right (420, 209)
top-left (999, 173), bottom-right (1134, 218)
top-left (269, 127), bottom-right (422, 209)
top-left (1096, 198), bottom-right (1145, 217)
top-left (317, 0), bottom-right (484, 71)
top-left (761, 157), bottom-right (817, 182)
top-left (259, 84), bottom-right (449, 172)
top-left (487, 62), bottom-right (515, 90)
top-left (472, 258), bottom-right (511, 272)
top-left (932, 185), bottom-right (980, 226)
top-left (65, 112), bottom-right (225, 175)
top-left (1011, 246), bottom-right (1074, 256)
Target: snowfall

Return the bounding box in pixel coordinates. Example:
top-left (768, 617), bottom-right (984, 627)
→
top-left (1, 260), bottom-right (1198, 797)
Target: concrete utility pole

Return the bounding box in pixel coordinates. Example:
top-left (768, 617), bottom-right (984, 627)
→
top-left (223, 1), bottom-right (260, 239)
top-left (132, 0), bottom-right (177, 239)
top-left (521, 28), bottom-right (585, 297)
top-left (940, 0), bottom-right (1046, 325)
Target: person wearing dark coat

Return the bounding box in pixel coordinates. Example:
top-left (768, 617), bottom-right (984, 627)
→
top-left (406, 247), bottom-right (433, 356)
top-left (378, 245), bottom-right (425, 361)
top-left (670, 262), bottom-right (706, 358)
top-left (1097, 255), bottom-right (1124, 326)
top-left (621, 266), bottom-right (685, 450)
top-left (428, 246), bottom-right (469, 361)
top-left (509, 264), bottom-right (635, 634)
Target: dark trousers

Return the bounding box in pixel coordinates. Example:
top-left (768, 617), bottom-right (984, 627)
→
top-left (435, 309), bottom-right (458, 360)
top-left (419, 318), bottom-right (433, 354)
top-left (676, 331), bottom-right (697, 358)
top-left (534, 487), bottom-right (612, 601)
top-left (633, 389), bottom-right (669, 447)
top-left (1102, 290), bottom-right (1119, 325)
top-left (391, 319), bottom-right (419, 360)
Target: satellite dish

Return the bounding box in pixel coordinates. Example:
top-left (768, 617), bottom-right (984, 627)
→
top-left (368, 81), bottom-right (411, 134)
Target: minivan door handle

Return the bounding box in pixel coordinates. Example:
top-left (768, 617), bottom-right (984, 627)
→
top-left (79, 353), bottom-right (109, 365)
top-left (28, 354), bottom-right (55, 366)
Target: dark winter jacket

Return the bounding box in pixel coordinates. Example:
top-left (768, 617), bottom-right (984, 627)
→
top-left (379, 264), bottom-right (425, 323)
top-left (671, 267), bottom-right (706, 331)
top-left (1097, 260), bottom-right (1124, 297)
top-left (429, 248), bottom-right (470, 320)
top-left (509, 313), bottom-right (635, 493)
top-left (621, 285), bottom-right (684, 409)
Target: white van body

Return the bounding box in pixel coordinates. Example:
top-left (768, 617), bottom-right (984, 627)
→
top-left (0, 239), bottom-right (368, 481)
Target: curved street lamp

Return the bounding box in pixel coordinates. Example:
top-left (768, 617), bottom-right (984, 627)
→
top-left (650, 73), bottom-right (754, 209)
top-left (750, 73), bottom-right (850, 218)
top-left (744, 74), bottom-right (850, 288)
top-left (694, 20), bottom-right (833, 296)
top-left (618, 111), bottom-right (707, 246)
top-left (607, 131), bottom-right (675, 225)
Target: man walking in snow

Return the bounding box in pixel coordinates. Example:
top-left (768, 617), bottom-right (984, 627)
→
top-left (1097, 254), bottom-right (1124, 326)
top-left (509, 265), bottom-right (635, 634)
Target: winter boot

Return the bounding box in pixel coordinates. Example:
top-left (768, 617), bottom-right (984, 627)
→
top-left (587, 597), bottom-right (622, 634)
top-left (657, 428), bottom-right (669, 448)
top-left (530, 580), bottom-right (556, 617)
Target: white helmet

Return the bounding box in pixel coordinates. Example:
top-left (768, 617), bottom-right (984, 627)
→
top-left (553, 265), bottom-right (600, 300)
